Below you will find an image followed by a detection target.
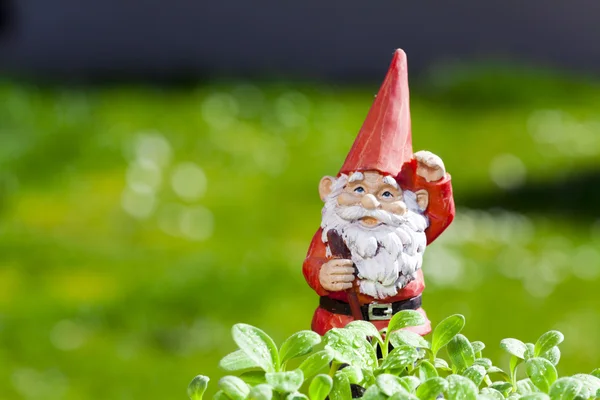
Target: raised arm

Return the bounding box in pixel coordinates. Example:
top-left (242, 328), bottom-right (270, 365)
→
top-left (399, 152), bottom-right (455, 245)
top-left (414, 173), bottom-right (455, 244)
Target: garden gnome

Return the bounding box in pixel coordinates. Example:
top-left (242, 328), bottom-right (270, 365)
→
top-left (303, 49), bottom-right (455, 336)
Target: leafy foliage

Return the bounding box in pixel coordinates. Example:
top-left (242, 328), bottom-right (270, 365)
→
top-left (188, 312), bottom-right (600, 399)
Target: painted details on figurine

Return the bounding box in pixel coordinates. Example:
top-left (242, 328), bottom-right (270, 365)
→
top-left (319, 172), bottom-right (428, 299)
top-left (303, 49), bottom-right (455, 337)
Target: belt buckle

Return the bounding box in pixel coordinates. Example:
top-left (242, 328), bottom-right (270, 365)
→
top-left (368, 303), bottom-right (393, 321)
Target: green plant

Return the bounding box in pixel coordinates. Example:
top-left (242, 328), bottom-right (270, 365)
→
top-left (188, 312), bottom-right (600, 400)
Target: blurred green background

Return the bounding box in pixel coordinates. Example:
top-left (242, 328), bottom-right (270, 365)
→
top-left (1, 64), bottom-right (600, 399)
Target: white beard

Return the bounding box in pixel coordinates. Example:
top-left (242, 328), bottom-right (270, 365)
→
top-left (320, 175), bottom-right (429, 299)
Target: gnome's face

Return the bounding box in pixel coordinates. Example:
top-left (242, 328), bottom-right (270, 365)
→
top-left (318, 171), bottom-right (430, 299)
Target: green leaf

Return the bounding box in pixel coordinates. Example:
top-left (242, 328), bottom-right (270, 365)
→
top-left (490, 381), bottom-right (513, 396)
top-left (572, 373), bottom-right (600, 398)
top-left (280, 331), bottom-right (321, 364)
top-left (445, 374), bottom-right (477, 400)
top-left (519, 394), bottom-right (550, 400)
top-left (265, 370), bottom-right (304, 393)
top-left (525, 357), bottom-right (558, 392)
top-left (549, 377), bottom-right (585, 400)
top-left (389, 330), bottom-right (431, 350)
top-left (213, 390), bottom-right (229, 400)
top-left (486, 366), bottom-right (510, 382)
top-left (232, 324), bottom-right (279, 373)
top-left (416, 377), bottom-right (448, 400)
top-left (376, 374), bottom-right (407, 396)
top-left (345, 320), bottom-right (384, 345)
top-left (308, 374), bottom-right (333, 400)
top-left (286, 392), bottom-right (309, 400)
top-left (218, 376), bottom-right (250, 400)
top-left (361, 369), bottom-right (376, 387)
top-left (418, 360), bottom-right (438, 381)
top-left (473, 358), bottom-right (492, 369)
top-left (187, 375), bottom-right (209, 400)
top-left (471, 341), bottom-right (485, 355)
top-left (434, 358), bottom-right (451, 371)
top-left (387, 310), bottom-right (426, 334)
top-left (389, 392), bottom-right (419, 400)
top-left (361, 385), bottom-right (388, 400)
top-left (516, 378), bottom-right (540, 395)
top-left (486, 366), bottom-right (505, 374)
top-left (238, 371), bottom-right (266, 385)
top-left (399, 376), bottom-right (421, 393)
top-left (447, 334), bottom-right (475, 373)
top-left (479, 387), bottom-right (505, 400)
top-left (525, 343), bottom-right (535, 360)
top-left (329, 372), bottom-right (352, 400)
top-left (462, 365), bottom-right (486, 387)
top-left (510, 355), bottom-right (523, 384)
top-left (337, 364), bottom-right (363, 385)
top-left (219, 350), bottom-right (260, 372)
top-left (500, 338), bottom-right (527, 359)
top-left (540, 346), bottom-right (560, 366)
top-left (323, 328), bottom-right (377, 370)
top-left (431, 314), bottom-right (465, 356)
top-left (534, 331), bottom-right (564, 357)
top-left (298, 349), bottom-right (334, 381)
top-left (590, 368), bottom-right (600, 378)
top-left (379, 345), bottom-right (419, 371)
top-left (247, 384), bottom-right (273, 400)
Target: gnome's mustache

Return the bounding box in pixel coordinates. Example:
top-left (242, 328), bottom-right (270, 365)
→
top-left (335, 205), bottom-right (406, 227)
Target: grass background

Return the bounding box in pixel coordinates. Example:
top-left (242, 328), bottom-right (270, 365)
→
top-left (1, 64), bottom-right (600, 399)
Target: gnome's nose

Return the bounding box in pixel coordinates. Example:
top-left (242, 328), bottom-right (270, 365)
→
top-left (361, 194), bottom-right (380, 210)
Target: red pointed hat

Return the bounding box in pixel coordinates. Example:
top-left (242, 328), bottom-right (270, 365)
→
top-left (339, 49), bottom-right (413, 177)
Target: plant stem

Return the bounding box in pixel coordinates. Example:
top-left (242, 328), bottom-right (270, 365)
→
top-left (382, 336), bottom-right (389, 359)
top-left (329, 361), bottom-right (341, 378)
top-left (511, 365), bottom-right (518, 391)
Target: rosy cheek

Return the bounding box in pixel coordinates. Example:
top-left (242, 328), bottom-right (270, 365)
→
top-left (337, 192), bottom-right (359, 206)
top-left (386, 201), bottom-right (407, 215)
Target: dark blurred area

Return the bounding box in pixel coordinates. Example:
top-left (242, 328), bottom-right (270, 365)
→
top-left (0, 0), bottom-right (12, 37)
top-left (1, 1), bottom-right (600, 82)
top-left (1, 3), bottom-right (600, 400)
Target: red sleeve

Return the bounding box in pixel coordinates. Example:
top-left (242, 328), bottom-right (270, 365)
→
top-left (302, 228), bottom-right (330, 297)
top-left (398, 159), bottom-right (455, 245)
top-left (415, 173), bottom-right (455, 245)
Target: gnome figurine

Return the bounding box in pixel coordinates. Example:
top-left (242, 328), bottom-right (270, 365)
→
top-left (303, 49), bottom-right (455, 336)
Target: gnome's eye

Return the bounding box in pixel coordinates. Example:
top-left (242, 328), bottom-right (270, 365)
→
top-left (354, 187), bottom-right (365, 193)
top-left (382, 191), bottom-right (393, 198)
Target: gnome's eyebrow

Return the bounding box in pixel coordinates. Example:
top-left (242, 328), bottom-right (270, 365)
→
top-left (348, 172), bottom-right (364, 183)
top-left (382, 175), bottom-right (400, 189)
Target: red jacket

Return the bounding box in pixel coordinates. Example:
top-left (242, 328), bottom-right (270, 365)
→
top-left (303, 170), bottom-right (454, 336)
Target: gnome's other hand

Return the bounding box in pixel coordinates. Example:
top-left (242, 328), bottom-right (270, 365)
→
top-left (319, 259), bottom-right (355, 291)
top-left (414, 150), bottom-right (446, 182)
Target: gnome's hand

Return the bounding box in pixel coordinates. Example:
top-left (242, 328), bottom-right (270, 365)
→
top-left (319, 259), bottom-right (355, 292)
top-left (414, 150), bottom-right (446, 182)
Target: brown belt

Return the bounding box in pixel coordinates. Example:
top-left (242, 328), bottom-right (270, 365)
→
top-left (319, 295), bottom-right (422, 321)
